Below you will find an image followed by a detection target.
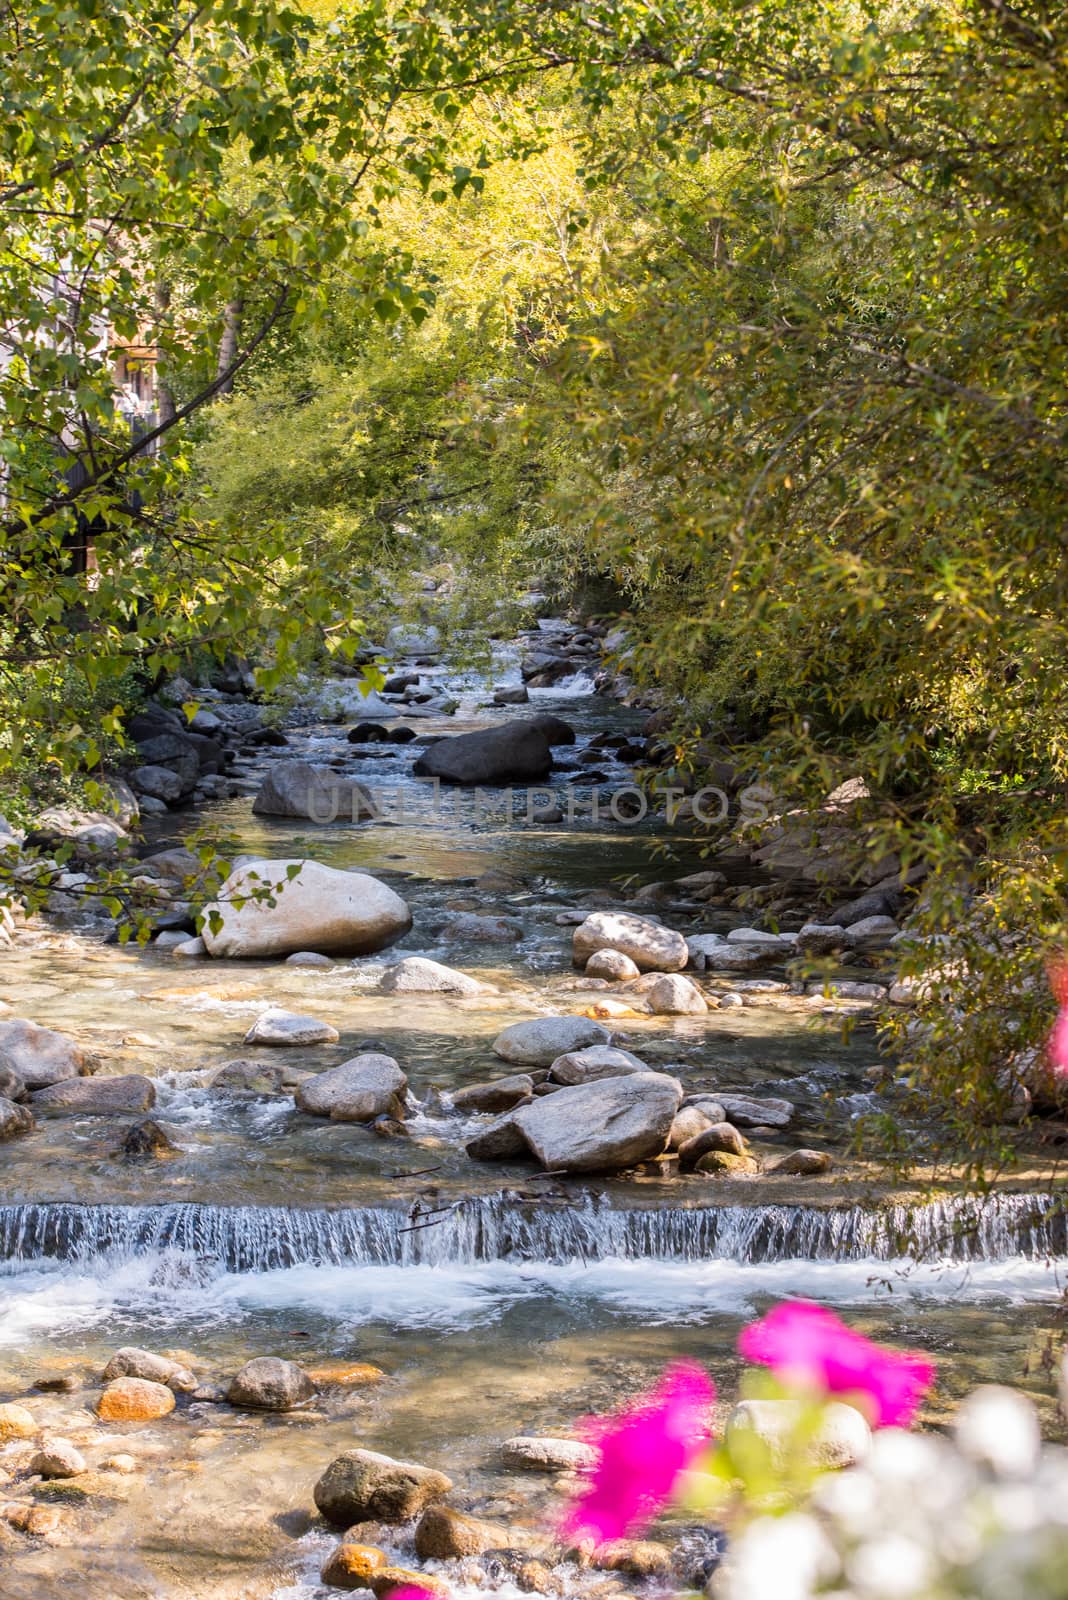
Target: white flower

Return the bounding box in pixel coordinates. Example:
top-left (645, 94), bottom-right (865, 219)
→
top-left (845, 1532), bottom-right (937, 1600)
top-left (715, 1513), bottom-right (840, 1600)
top-left (955, 1386), bottom-right (1041, 1478)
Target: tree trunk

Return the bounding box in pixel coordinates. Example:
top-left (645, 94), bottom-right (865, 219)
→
top-left (154, 280), bottom-right (177, 429)
top-left (215, 297), bottom-right (245, 395)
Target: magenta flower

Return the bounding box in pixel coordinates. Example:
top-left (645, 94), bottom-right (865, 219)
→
top-left (560, 1361), bottom-right (715, 1545)
top-left (738, 1301), bottom-right (934, 1428)
top-left (1047, 959), bottom-right (1068, 1078)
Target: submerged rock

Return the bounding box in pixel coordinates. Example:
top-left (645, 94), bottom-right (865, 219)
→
top-left (314, 1448), bottom-right (452, 1526)
top-left (202, 858), bottom-right (412, 959)
top-left (243, 1009), bottom-right (339, 1047)
top-left (370, 1570), bottom-right (450, 1600)
top-left (692, 1150), bottom-right (760, 1177)
top-left (296, 1054), bottom-right (408, 1121)
top-left (228, 1357), bottom-right (316, 1411)
top-left (573, 912), bottom-right (688, 973)
top-left (31, 1074), bottom-right (156, 1115)
top-left (379, 957), bottom-right (485, 996)
top-left (492, 1015), bottom-right (611, 1067)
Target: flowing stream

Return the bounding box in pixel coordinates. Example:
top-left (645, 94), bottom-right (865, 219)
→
top-left (1, 639), bottom-right (1065, 1599)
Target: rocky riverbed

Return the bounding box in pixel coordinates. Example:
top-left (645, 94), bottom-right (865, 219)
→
top-left (1, 620), bottom-right (1065, 1598)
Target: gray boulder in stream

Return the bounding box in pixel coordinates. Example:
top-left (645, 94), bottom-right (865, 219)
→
top-left (296, 1053), bottom-right (408, 1121)
top-left (468, 1071), bottom-right (683, 1173)
top-left (513, 1072), bottom-right (683, 1172)
top-left (252, 760), bottom-right (376, 822)
top-left (412, 719), bottom-right (553, 785)
top-left (201, 859), bottom-right (411, 959)
top-left (492, 1015), bottom-right (611, 1067)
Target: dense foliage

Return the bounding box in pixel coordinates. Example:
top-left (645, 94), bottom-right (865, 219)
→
top-left (3, 0), bottom-right (1067, 1181)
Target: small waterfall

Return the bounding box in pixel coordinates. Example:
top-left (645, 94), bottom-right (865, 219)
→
top-left (0, 1192), bottom-right (1063, 1274)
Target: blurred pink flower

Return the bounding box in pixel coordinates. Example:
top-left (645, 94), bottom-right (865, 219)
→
top-left (560, 1361), bottom-right (715, 1544)
top-left (738, 1300), bottom-right (934, 1428)
top-left (1046, 959), bottom-right (1068, 1077)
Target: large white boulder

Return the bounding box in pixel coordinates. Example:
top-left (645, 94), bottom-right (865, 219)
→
top-left (201, 859), bottom-right (411, 959)
top-left (573, 912), bottom-right (688, 973)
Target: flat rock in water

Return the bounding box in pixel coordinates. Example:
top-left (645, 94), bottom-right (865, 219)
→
top-left (451, 1074), bottom-right (534, 1114)
top-left (31, 1074), bottom-right (156, 1115)
top-left (202, 858), bottom-right (412, 959)
top-left (0, 1019), bottom-right (91, 1089)
top-left (492, 1015), bottom-right (611, 1067)
top-left (296, 1054), bottom-right (407, 1121)
top-left (500, 1436), bottom-right (598, 1472)
top-left (716, 1094), bottom-right (794, 1128)
top-left (686, 934), bottom-right (779, 973)
top-left (251, 760), bottom-right (376, 821)
top-left (379, 957), bottom-right (485, 996)
top-left (244, 1009), bottom-right (339, 1046)
top-left (512, 1071), bottom-right (683, 1173)
top-left (573, 912), bottom-right (688, 973)
top-left (548, 1045), bottom-right (647, 1085)
top-left (314, 1448), bottom-right (453, 1526)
